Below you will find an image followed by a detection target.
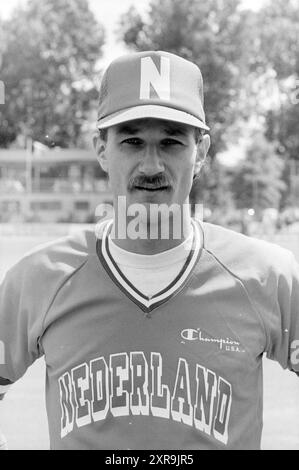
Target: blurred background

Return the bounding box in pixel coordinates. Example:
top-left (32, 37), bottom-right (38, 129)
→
top-left (0, 0), bottom-right (299, 450)
top-left (0, 0), bottom-right (298, 233)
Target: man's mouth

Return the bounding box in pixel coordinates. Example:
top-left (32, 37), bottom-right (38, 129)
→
top-left (133, 185), bottom-right (170, 192)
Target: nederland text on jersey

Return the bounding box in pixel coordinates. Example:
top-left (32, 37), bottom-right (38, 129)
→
top-left (59, 351), bottom-right (232, 445)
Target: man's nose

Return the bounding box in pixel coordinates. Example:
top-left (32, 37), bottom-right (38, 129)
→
top-left (139, 145), bottom-right (165, 175)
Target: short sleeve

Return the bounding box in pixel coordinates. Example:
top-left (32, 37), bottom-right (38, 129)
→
top-left (0, 262), bottom-right (44, 385)
top-left (0, 232), bottom-right (89, 389)
top-left (266, 252), bottom-right (299, 374)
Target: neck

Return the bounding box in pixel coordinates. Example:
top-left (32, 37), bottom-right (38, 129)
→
top-left (110, 208), bottom-right (193, 255)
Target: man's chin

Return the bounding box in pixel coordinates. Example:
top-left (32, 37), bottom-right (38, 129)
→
top-left (130, 188), bottom-right (172, 204)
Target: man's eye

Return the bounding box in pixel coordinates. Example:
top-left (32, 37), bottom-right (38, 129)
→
top-left (161, 139), bottom-right (183, 147)
top-left (121, 138), bottom-right (143, 146)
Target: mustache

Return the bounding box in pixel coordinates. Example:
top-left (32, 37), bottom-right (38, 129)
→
top-left (128, 174), bottom-right (171, 190)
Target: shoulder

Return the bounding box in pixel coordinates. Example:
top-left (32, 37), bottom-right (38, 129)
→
top-left (201, 222), bottom-right (296, 279)
top-left (3, 228), bottom-right (97, 286)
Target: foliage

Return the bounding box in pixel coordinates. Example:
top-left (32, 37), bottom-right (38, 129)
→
top-left (0, 0), bottom-right (105, 148)
top-left (258, 0), bottom-right (299, 201)
top-left (255, 0), bottom-right (299, 79)
top-left (231, 133), bottom-right (286, 212)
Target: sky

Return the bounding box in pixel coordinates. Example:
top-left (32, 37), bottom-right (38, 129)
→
top-left (0, 0), bottom-right (268, 65)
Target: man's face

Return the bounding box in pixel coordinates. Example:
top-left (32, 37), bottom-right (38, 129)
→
top-left (95, 118), bottom-right (205, 210)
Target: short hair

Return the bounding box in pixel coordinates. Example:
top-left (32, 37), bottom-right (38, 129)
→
top-left (194, 128), bottom-right (205, 144)
top-left (98, 128), bottom-right (108, 141)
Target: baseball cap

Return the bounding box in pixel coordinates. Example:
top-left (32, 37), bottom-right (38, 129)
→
top-left (97, 51), bottom-right (209, 131)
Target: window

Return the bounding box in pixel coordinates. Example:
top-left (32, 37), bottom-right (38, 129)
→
top-left (74, 201), bottom-right (89, 211)
top-left (30, 201), bottom-right (62, 211)
top-left (1, 200), bottom-right (20, 211)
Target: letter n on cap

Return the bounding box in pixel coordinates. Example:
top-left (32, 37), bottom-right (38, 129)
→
top-left (139, 57), bottom-right (170, 100)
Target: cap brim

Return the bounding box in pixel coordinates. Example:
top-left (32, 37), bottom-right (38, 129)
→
top-left (97, 105), bottom-right (210, 131)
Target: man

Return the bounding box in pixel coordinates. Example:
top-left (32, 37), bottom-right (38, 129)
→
top-left (0, 51), bottom-right (298, 450)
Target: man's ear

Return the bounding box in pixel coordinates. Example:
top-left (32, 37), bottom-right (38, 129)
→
top-left (93, 131), bottom-right (108, 173)
top-left (194, 134), bottom-right (210, 176)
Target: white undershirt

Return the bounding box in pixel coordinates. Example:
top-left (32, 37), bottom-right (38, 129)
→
top-left (108, 224), bottom-right (195, 297)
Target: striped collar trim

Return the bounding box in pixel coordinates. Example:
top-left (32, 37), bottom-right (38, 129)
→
top-left (96, 219), bottom-right (203, 313)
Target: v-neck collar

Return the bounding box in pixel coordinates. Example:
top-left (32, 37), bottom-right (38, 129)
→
top-left (96, 218), bottom-right (203, 314)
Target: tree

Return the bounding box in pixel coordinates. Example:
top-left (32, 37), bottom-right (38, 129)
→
top-left (255, 0), bottom-right (299, 79)
top-left (237, 0), bottom-right (299, 122)
top-left (0, 0), bottom-right (105, 148)
top-left (266, 104), bottom-right (299, 162)
top-left (251, 0), bottom-right (299, 206)
top-left (231, 133), bottom-right (286, 213)
top-left (251, 0), bottom-right (299, 158)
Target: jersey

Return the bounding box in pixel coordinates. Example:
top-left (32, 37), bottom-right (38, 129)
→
top-left (0, 219), bottom-right (299, 450)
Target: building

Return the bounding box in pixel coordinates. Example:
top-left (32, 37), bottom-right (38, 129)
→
top-left (0, 148), bottom-right (111, 223)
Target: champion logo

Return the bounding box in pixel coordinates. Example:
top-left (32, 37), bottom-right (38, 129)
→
top-left (180, 329), bottom-right (246, 353)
